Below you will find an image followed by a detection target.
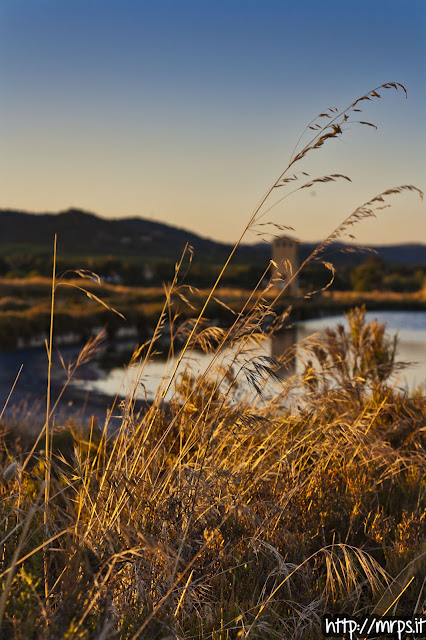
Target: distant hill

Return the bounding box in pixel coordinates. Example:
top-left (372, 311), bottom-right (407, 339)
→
top-left (0, 208), bottom-right (424, 266)
top-left (0, 208), bottom-right (235, 261)
top-left (299, 242), bottom-right (426, 266)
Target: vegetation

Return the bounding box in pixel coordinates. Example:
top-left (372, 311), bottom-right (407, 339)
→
top-left (0, 83), bottom-right (424, 639)
top-left (350, 257), bottom-right (425, 293)
top-left (0, 273), bottom-right (424, 351)
top-left (0, 214), bottom-right (424, 292)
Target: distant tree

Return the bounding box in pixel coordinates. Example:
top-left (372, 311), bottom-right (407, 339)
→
top-left (351, 257), bottom-right (384, 292)
top-left (0, 257), bottom-right (9, 276)
top-left (382, 271), bottom-right (423, 293)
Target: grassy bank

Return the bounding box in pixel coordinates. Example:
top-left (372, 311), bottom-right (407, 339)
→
top-left (1, 308), bottom-right (425, 638)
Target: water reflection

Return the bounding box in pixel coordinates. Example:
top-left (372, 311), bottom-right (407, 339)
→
top-left (270, 328), bottom-right (298, 376)
top-left (1, 312), bottom-right (424, 428)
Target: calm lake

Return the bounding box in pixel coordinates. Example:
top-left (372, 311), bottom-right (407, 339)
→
top-left (1, 311), bottom-right (424, 426)
top-left (72, 310), bottom-right (426, 401)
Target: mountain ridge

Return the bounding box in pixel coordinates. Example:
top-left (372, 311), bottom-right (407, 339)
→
top-left (0, 207), bottom-right (424, 265)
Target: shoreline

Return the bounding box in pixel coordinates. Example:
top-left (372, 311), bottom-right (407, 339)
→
top-left (1, 303), bottom-right (425, 436)
top-left (0, 290), bottom-right (424, 352)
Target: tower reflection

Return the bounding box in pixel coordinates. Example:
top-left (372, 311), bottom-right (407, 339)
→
top-left (270, 327), bottom-right (298, 377)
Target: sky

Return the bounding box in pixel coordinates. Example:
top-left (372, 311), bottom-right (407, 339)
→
top-left (0, 0), bottom-right (425, 247)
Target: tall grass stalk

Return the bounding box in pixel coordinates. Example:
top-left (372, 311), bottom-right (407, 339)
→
top-left (43, 232), bottom-right (57, 606)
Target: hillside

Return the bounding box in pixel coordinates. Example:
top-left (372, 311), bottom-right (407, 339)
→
top-left (0, 208), bottom-right (424, 266)
top-left (0, 208), bottom-right (236, 262)
top-left (300, 241), bottom-right (426, 266)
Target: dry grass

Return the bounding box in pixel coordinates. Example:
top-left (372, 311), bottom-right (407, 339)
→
top-left (0, 83), bottom-right (424, 639)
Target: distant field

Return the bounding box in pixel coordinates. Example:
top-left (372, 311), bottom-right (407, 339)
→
top-left (0, 276), bottom-right (424, 350)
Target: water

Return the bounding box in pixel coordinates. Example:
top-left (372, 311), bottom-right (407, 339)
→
top-left (72, 310), bottom-right (426, 400)
top-left (0, 311), bottom-right (424, 426)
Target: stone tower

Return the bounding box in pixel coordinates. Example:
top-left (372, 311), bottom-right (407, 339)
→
top-left (271, 236), bottom-right (300, 295)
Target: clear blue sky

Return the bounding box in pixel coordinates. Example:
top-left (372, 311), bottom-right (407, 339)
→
top-left (0, 0), bottom-right (424, 245)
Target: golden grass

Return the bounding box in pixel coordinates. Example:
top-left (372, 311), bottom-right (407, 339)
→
top-left (0, 83), bottom-right (424, 639)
